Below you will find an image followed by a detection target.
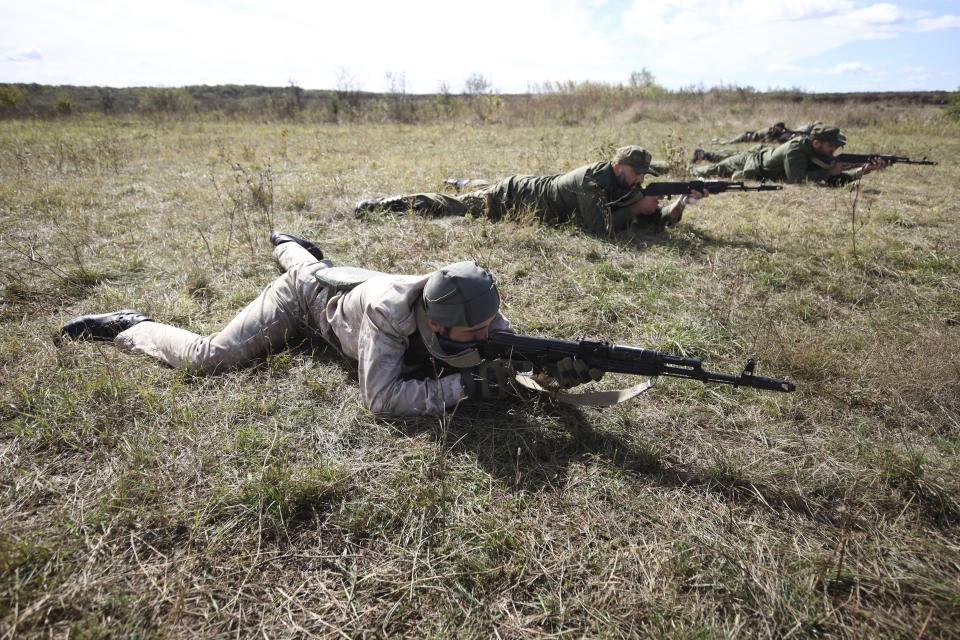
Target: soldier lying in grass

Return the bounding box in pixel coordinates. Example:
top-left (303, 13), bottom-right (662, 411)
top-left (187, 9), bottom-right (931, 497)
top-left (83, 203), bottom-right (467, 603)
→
top-left (691, 124), bottom-right (890, 185)
top-left (56, 233), bottom-right (598, 418)
top-left (713, 121), bottom-right (791, 145)
top-left (355, 146), bottom-right (707, 236)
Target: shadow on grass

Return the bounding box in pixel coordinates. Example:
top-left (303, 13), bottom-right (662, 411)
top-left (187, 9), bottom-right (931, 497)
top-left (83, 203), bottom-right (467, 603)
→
top-left (2, 267), bottom-right (112, 322)
top-left (134, 340), bottom-right (960, 532)
top-left (437, 400), bottom-right (665, 492)
top-left (621, 225), bottom-right (773, 255)
top-left (397, 397), bottom-right (960, 532)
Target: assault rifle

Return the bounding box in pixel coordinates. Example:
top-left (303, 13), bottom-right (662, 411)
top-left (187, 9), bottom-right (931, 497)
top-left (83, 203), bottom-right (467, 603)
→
top-left (473, 331), bottom-right (796, 393)
top-left (640, 180), bottom-right (783, 197)
top-left (833, 153), bottom-right (938, 167)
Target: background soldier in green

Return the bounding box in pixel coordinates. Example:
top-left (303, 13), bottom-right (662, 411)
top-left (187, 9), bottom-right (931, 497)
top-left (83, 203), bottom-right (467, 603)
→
top-left (691, 124), bottom-right (889, 185)
top-left (713, 121), bottom-right (793, 145)
top-left (355, 146), bottom-right (700, 235)
top-left (691, 147), bottom-right (744, 164)
top-left (694, 122), bottom-right (824, 163)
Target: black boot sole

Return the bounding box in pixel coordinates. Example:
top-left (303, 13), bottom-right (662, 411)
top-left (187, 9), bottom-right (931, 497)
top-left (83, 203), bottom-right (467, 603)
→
top-left (57, 309), bottom-right (151, 344)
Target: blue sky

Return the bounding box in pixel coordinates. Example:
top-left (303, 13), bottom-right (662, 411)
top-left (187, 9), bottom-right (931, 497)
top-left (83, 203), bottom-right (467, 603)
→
top-left (2, 0), bottom-right (958, 93)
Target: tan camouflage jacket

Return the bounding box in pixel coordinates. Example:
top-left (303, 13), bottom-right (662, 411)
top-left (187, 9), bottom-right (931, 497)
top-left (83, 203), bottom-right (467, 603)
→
top-left (321, 273), bottom-right (512, 418)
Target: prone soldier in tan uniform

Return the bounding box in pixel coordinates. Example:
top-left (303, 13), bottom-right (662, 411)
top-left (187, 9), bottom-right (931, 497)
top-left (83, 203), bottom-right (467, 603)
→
top-left (56, 233), bottom-right (598, 418)
top-left (355, 146), bottom-right (703, 235)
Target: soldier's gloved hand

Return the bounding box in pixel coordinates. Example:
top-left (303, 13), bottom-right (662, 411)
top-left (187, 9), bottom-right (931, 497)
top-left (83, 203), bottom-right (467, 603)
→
top-left (461, 359), bottom-right (514, 400)
top-left (548, 357), bottom-right (604, 389)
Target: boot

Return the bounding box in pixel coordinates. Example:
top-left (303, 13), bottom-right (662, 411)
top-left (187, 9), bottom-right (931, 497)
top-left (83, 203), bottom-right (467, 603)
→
top-left (691, 149), bottom-right (721, 163)
top-left (269, 231), bottom-right (324, 261)
top-left (57, 309), bottom-right (151, 345)
top-left (354, 196), bottom-right (409, 217)
top-left (354, 198), bottom-right (382, 216)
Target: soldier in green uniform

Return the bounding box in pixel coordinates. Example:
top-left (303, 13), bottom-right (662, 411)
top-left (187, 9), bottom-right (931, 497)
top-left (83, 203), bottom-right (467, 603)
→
top-left (714, 122), bottom-right (793, 145)
top-left (694, 122), bottom-right (823, 163)
top-left (355, 146), bottom-right (703, 236)
top-left (691, 147), bottom-right (744, 164)
top-left (691, 124), bottom-right (889, 185)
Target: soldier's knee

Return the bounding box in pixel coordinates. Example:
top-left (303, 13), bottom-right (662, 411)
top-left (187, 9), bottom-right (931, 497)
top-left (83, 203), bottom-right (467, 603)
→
top-left (285, 261), bottom-right (332, 297)
top-left (181, 343), bottom-right (234, 374)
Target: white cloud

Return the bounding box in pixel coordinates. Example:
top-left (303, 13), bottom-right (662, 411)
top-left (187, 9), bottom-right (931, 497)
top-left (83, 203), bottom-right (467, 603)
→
top-left (828, 62), bottom-right (871, 74)
top-left (620, 0), bottom-right (954, 82)
top-left (766, 63), bottom-right (802, 72)
top-left (0, 0), bottom-right (957, 91)
top-left (915, 15), bottom-right (960, 31)
top-left (0, 0), bottom-right (622, 92)
top-left (3, 48), bottom-right (44, 62)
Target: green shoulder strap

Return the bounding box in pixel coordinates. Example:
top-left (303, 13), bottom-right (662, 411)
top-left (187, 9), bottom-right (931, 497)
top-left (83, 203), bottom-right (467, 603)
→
top-left (312, 265), bottom-right (388, 292)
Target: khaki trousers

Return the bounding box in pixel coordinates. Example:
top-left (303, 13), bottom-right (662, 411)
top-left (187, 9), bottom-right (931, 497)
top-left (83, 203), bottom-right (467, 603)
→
top-left (115, 243), bottom-right (333, 374)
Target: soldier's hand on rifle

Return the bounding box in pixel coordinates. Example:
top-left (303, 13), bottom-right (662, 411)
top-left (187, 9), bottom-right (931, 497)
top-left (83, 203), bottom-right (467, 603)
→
top-left (827, 161), bottom-right (849, 175)
top-left (662, 189), bottom-right (708, 226)
top-left (680, 187), bottom-right (710, 206)
top-left (628, 194), bottom-right (661, 217)
top-left (857, 157), bottom-right (890, 177)
top-left (548, 357), bottom-right (604, 389)
top-left (461, 359), bottom-right (514, 399)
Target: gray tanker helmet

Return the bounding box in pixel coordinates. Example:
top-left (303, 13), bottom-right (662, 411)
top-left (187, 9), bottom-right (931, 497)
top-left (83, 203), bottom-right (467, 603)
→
top-left (423, 261), bottom-right (500, 327)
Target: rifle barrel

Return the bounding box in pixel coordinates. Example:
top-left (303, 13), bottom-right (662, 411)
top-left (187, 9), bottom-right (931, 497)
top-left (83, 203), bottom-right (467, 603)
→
top-left (834, 153), bottom-right (938, 166)
top-left (642, 181), bottom-right (783, 196)
top-left (481, 332), bottom-right (796, 393)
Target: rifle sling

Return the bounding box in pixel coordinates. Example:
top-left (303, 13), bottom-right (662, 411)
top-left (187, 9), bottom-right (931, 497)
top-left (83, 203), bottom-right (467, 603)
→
top-left (810, 156), bottom-right (834, 170)
top-left (511, 374), bottom-right (657, 407)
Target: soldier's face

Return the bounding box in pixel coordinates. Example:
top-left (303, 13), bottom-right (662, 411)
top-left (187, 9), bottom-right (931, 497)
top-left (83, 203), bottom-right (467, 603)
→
top-left (813, 139), bottom-right (839, 156)
top-left (431, 314), bottom-right (496, 343)
top-left (615, 163), bottom-right (647, 188)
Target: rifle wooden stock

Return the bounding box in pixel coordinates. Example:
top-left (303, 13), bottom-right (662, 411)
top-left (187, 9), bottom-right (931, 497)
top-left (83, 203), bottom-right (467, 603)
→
top-left (477, 332), bottom-right (796, 393)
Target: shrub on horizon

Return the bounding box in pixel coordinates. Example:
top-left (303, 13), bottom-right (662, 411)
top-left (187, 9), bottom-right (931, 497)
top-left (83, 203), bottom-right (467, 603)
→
top-left (947, 87), bottom-right (960, 121)
top-left (0, 84), bottom-right (24, 115)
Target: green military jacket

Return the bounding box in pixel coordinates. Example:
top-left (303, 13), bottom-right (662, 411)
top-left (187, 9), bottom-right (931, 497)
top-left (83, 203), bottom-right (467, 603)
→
top-left (736, 128), bottom-right (776, 143)
top-left (493, 161), bottom-right (639, 236)
top-left (741, 136), bottom-right (856, 185)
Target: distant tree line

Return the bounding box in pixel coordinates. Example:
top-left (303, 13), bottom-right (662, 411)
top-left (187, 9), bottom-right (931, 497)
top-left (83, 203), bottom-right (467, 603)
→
top-left (0, 73), bottom-right (954, 125)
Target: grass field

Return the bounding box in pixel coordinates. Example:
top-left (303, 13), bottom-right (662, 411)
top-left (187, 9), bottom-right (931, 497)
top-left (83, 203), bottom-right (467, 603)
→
top-left (2, 101), bottom-right (959, 638)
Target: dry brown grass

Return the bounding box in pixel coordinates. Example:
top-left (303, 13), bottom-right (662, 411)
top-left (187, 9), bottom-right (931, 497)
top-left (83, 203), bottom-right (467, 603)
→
top-left (1, 99), bottom-right (959, 638)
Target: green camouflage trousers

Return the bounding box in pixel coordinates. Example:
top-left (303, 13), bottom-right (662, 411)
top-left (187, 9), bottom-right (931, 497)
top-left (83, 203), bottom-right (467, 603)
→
top-left (383, 189), bottom-right (495, 218)
top-left (702, 149), bottom-right (739, 162)
top-left (720, 130), bottom-right (766, 144)
top-left (691, 153), bottom-right (749, 178)
top-left (692, 144), bottom-right (770, 178)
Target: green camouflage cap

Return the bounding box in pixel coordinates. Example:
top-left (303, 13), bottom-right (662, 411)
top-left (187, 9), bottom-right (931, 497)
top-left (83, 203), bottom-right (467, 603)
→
top-left (613, 145), bottom-right (660, 176)
top-left (423, 261), bottom-right (500, 327)
top-left (810, 124), bottom-right (847, 146)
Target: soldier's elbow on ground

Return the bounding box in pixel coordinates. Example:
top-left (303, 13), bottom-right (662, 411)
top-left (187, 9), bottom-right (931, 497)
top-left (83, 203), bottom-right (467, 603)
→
top-left (363, 389), bottom-right (428, 419)
top-left (364, 389), bottom-right (399, 417)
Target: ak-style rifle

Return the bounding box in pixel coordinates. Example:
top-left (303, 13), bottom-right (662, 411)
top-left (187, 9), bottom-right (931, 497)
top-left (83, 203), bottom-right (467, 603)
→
top-left (833, 153), bottom-right (938, 166)
top-left (472, 332), bottom-right (796, 393)
top-left (640, 180), bottom-right (783, 197)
